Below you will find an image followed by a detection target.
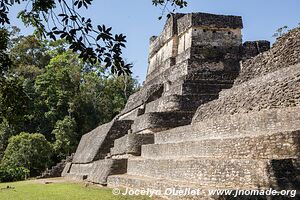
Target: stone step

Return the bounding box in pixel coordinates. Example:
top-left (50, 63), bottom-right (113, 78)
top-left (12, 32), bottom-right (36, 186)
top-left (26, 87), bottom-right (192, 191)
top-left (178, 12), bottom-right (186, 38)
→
top-left (155, 107), bottom-right (300, 144)
top-left (65, 173), bottom-right (88, 181)
top-left (108, 174), bottom-right (300, 200)
top-left (145, 94), bottom-right (218, 113)
top-left (131, 111), bottom-right (194, 134)
top-left (184, 69), bottom-right (238, 83)
top-left (111, 133), bottom-right (154, 156)
top-left (118, 105), bottom-right (144, 121)
top-left (87, 159), bottom-right (127, 185)
top-left (107, 174), bottom-right (219, 200)
top-left (142, 130), bottom-right (300, 159)
top-left (181, 82), bottom-right (232, 95)
top-left (64, 163), bottom-right (94, 181)
top-left (126, 157), bottom-right (299, 189)
top-left (61, 162), bottom-right (72, 177)
top-left (63, 159), bottom-right (127, 185)
top-left (163, 80), bottom-right (233, 96)
top-left (121, 83), bottom-right (163, 115)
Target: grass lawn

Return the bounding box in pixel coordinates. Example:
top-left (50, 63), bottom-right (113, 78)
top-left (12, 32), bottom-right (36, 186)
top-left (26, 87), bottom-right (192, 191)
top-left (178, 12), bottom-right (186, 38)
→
top-left (0, 178), bottom-right (152, 200)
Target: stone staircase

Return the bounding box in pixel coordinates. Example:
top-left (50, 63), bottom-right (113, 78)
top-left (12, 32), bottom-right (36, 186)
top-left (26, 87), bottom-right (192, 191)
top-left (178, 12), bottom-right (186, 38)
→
top-left (107, 107), bottom-right (300, 193)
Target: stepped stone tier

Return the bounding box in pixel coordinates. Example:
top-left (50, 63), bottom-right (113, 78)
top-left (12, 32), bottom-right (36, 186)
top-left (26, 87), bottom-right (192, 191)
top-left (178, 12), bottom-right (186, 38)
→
top-left (63, 12), bottom-right (300, 199)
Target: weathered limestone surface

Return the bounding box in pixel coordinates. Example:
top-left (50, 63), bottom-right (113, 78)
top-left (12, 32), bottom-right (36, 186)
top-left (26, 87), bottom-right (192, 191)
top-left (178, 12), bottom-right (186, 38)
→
top-left (87, 159), bottom-right (127, 184)
top-left (111, 134), bottom-right (154, 156)
top-left (156, 107), bottom-right (300, 144)
top-left (64, 159), bottom-right (127, 184)
top-left (146, 13), bottom-right (244, 88)
top-left (61, 162), bottom-right (72, 177)
top-left (64, 12), bottom-right (300, 199)
top-left (108, 174), bottom-right (299, 200)
top-left (192, 63), bottom-right (300, 123)
top-left (143, 130), bottom-right (300, 159)
top-left (131, 111), bottom-right (194, 133)
top-left (72, 120), bottom-right (133, 163)
top-left (235, 27), bottom-right (300, 84)
top-left (126, 157), bottom-right (299, 189)
top-left (120, 83), bottom-right (164, 115)
top-left (242, 40), bottom-right (270, 60)
top-left (192, 27), bottom-right (300, 122)
top-left (144, 94), bottom-right (218, 113)
top-left (65, 163), bottom-right (93, 181)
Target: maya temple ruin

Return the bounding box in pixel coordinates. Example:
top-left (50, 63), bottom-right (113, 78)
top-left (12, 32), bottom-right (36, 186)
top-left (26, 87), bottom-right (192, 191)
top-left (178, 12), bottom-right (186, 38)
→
top-left (61, 12), bottom-right (300, 199)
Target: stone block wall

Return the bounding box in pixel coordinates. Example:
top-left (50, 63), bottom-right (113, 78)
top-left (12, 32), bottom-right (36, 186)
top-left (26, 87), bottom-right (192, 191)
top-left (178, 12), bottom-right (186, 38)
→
top-left (126, 157), bottom-right (298, 189)
top-left (242, 40), bottom-right (270, 60)
top-left (145, 13), bottom-right (244, 89)
top-left (142, 130), bottom-right (300, 160)
top-left (192, 63), bottom-right (300, 123)
top-left (72, 120), bottom-right (133, 164)
top-left (236, 27), bottom-right (300, 84)
top-left (156, 107), bottom-right (300, 144)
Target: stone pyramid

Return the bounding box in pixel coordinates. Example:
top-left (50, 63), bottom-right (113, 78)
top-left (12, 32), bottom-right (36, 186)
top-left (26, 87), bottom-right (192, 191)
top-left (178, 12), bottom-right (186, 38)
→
top-left (62, 12), bottom-right (300, 199)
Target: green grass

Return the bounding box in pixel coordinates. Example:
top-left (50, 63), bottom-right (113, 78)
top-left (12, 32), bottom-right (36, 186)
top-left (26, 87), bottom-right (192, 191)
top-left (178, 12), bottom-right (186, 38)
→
top-left (0, 179), bottom-right (152, 200)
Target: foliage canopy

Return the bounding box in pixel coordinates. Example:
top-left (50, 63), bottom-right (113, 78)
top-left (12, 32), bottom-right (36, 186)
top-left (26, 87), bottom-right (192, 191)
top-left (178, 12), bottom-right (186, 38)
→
top-left (0, 0), bottom-right (187, 75)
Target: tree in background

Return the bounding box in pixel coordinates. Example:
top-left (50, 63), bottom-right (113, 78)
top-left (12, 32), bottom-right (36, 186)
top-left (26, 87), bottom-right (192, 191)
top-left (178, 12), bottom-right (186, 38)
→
top-left (0, 31), bottom-right (140, 179)
top-left (0, 119), bottom-right (14, 159)
top-left (1, 132), bottom-right (53, 176)
top-left (10, 35), bottom-right (51, 70)
top-left (77, 72), bottom-right (139, 132)
top-left (34, 50), bottom-right (82, 139)
top-left (52, 116), bottom-right (77, 160)
top-left (0, 77), bottom-right (31, 134)
top-left (0, 28), bottom-right (12, 76)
